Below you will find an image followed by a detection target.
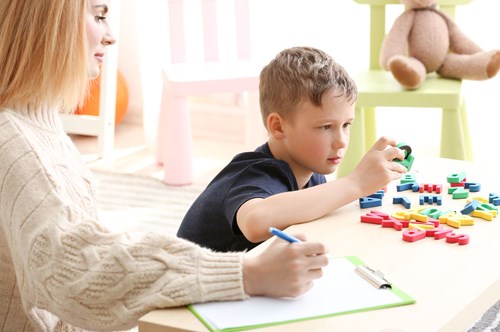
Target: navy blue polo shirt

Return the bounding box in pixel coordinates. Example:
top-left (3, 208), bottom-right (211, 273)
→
top-left (176, 143), bottom-right (326, 252)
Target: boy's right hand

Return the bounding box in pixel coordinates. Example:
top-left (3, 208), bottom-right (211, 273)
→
top-left (242, 234), bottom-right (329, 298)
top-left (349, 136), bottom-right (407, 196)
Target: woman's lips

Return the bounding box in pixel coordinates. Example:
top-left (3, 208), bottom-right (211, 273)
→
top-left (94, 53), bottom-right (104, 63)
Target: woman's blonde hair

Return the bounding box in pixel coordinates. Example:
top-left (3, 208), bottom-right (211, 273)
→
top-left (0, 0), bottom-right (89, 111)
top-left (259, 46), bottom-right (357, 128)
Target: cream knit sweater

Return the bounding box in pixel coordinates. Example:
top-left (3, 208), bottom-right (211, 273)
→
top-left (0, 108), bottom-right (247, 331)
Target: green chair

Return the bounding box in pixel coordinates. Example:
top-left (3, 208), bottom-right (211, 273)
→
top-left (336, 0), bottom-right (474, 178)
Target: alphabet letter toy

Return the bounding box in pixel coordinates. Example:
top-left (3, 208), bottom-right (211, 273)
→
top-left (448, 187), bottom-right (469, 199)
top-left (460, 199), bottom-right (479, 215)
top-left (359, 197), bottom-right (383, 209)
top-left (470, 203), bottom-right (498, 221)
top-left (401, 174), bottom-right (416, 184)
top-left (403, 229), bottom-right (426, 242)
top-left (360, 210), bottom-right (469, 245)
top-left (419, 184), bottom-right (443, 194)
top-left (419, 195), bottom-right (442, 206)
top-left (490, 193), bottom-right (500, 206)
top-left (464, 182), bottom-right (481, 192)
top-left (447, 172), bottom-right (466, 183)
top-left (359, 190), bottom-right (385, 208)
top-left (393, 196), bottom-right (411, 209)
top-left (446, 233), bottom-right (470, 245)
top-left (397, 182), bottom-right (418, 192)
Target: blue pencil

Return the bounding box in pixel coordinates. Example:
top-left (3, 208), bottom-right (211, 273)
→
top-left (268, 227), bottom-right (301, 243)
top-left (268, 227), bottom-right (333, 261)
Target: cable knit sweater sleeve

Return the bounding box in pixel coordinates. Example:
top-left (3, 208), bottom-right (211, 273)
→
top-left (0, 109), bottom-right (247, 331)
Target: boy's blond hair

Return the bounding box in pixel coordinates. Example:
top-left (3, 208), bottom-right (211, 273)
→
top-left (259, 46), bottom-right (357, 128)
top-left (0, 0), bottom-right (89, 111)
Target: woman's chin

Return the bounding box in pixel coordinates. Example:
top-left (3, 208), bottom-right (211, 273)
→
top-left (88, 67), bottom-right (100, 79)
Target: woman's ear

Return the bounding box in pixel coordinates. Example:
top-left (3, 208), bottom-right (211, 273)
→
top-left (267, 112), bottom-right (285, 139)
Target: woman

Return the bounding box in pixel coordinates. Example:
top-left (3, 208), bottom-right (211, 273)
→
top-left (0, 1), bottom-right (329, 331)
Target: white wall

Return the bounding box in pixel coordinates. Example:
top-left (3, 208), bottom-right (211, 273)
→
top-left (115, 0), bottom-right (500, 162)
top-left (116, 0), bottom-right (368, 125)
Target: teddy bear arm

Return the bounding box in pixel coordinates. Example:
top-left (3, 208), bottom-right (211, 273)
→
top-left (446, 19), bottom-right (483, 55)
top-left (380, 11), bottom-right (416, 70)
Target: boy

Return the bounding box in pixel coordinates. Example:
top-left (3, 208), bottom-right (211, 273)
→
top-left (177, 47), bottom-right (407, 252)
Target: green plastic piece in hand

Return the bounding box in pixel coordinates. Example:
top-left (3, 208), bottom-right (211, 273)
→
top-left (394, 142), bottom-right (414, 171)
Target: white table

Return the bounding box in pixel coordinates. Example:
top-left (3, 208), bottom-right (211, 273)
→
top-left (139, 157), bottom-right (500, 332)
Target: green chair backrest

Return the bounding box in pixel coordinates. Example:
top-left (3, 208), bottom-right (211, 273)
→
top-left (354, 0), bottom-right (473, 70)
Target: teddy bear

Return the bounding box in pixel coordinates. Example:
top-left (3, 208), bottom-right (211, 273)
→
top-left (380, 0), bottom-right (500, 90)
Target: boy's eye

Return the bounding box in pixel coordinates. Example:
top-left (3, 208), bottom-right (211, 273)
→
top-left (321, 124), bottom-right (332, 130)
top-left (343, 122), bottom-right (352, 129)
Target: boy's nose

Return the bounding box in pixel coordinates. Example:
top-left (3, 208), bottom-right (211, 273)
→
top-left (332, 132), bottom-right (348, 149)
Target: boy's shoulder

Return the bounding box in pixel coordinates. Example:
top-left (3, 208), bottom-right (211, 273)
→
top-left (215, 143), bottom-right (292, 184)
top-left (231, 143), bottom-right (277, 164)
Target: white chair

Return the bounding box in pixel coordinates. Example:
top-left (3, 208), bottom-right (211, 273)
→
top-left (156, 0), bottom-right (263, 185)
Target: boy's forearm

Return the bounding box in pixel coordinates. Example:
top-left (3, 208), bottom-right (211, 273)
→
top-left (268, 176), bottom-right (364, 226)
top-left (238, 176), bottom-right (364, 242)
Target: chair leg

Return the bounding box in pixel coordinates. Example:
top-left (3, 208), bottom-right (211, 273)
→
top-left (459, 98), bottom-right (473, 161)
top-left (158, 92), bottom-right (194, 185)
top-left (156, 95), bottom-right (168, 165)
top-left (336, 106), bottom-right (366, 178)
top-left (95, 59), bottom-right (117, 160)
top-left (440, 105), bottom-right (468, 161)
top-left (97, 118), bottom-right (115, 160)
top-left (364, 107), bottom-right (377, 149)
top-left (244, 91), bottom-right (267, 150)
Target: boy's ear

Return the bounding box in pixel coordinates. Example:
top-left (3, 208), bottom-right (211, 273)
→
top-left (267, 113), bottom-right (285, 139)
